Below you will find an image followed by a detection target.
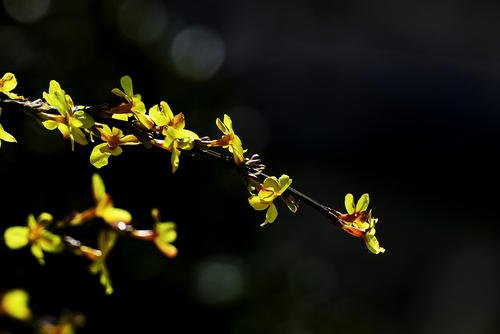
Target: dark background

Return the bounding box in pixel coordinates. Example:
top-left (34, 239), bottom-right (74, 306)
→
top-left (1, 1), bottom-right (499, 333)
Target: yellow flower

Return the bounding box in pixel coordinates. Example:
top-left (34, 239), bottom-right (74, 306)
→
top-left (0, 289), bottom-right (32, 321)
top-left (210, 114), bottom-right (246, 165)
top-left (338, 193), bottom-right (385, 254)
top-left (163, 126), bottom-right (198, 173)
top-left (4, 213), bottom-right (63, 265)
top-left (151, 208), bottom-right (178, 258)
top-left (89, 230), bottom-right (116, 295)
top-left (0, 72), bottom-right (23, 99)
top-left (149, 101), bottom-right (185, 133)
top-left (248, 174), bottom-right (293, 226)
top-left (91, 174), bottom-right (132, 227)
top-left (42, 80), bottom-right (94, 150)
top-left (90, 124), bottom-right (140, 168)
top-left (111, 75), bottom-right (153, 128)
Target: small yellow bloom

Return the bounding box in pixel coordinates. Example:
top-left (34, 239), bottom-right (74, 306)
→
top-left (42, 80), bottom-right (94, 150)
top-left (248, 175), bottom-right (293, 226)
top-left (4, 213), bottom-right (63, 265)
top-left (211, 114), bottom-right (246, 165)
top-left (338, 193), bottom-right (385, 254)
top-left (163, 126), bottom-right (198, 173)
top-left (89, 230), bottom-right (116, 295)
top-left (91, 174), bottom-right (132, 226)
top-left (149, 101), bottom-right (185, 132)
top-left (0, 289), bottom-right (32, 321)
top-left (90, 124), bottom-right (140, 168)
top-left (0, 72), bottom-right (22, 99)
top-left (111, 75), bottom-right (153, 128)
top-left (150, 208), bottom-right (178, 258)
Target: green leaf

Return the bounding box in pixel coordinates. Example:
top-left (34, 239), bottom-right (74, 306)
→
top-left (90, 143), bottom-right (112, 168)
top-left (356, 193), bottom-right (370, 212)
top-left (4, 226), bottom-right (29, 249)
top-left (345, 193), bottom-right (355, 214)
top-left (92, 173), bottom-right (106, 201)
top-left (0, 289), bottom-right (31, 321)
top-left (120, 75), bottom-right (133, 97)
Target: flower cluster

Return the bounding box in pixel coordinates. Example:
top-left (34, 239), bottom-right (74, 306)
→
top-left (3, 173), bottom-right (178, 294)
top-left (0, 71), bottom-right (385, 256)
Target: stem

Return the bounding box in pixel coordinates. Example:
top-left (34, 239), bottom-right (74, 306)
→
top-left (0, 97), bottom-right (345, 228)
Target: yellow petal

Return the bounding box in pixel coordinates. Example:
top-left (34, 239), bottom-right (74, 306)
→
top-left (71, 127), bottom-right (88, 146)
top-left (31, 244), bottom-right (45, 265)
top-left (262, 177), bottom-right (280, 192)
top-left (39, 230), bottom-right (63, 253)
top-left (345, 193), bottom-right (355, 214)
top-left (365, 231), bottom-right (385, 254)
top-left (160, 101), bottom-right (175, 122)
top-left (355, 193), bottom-right (370, 213)
top-left (261, 203), bottom-right (278, 226)
top-left (248, 195), bottom-right (269, 211)
top-left (101, 207), bottom-right (132, 225)
top-left (0, 72), bottom-right (17, 92)
top-left (0, 124), bottom-right (16, 143)
top-left (277, 174), bottom-right (292, 195)
top-left (170, 145), bottom-right (181, 173)
top-left (90, 143), bottom-right (112, 169)
top-left (149, 104), bottom-right (169, 126)
top-left (155, 240), bottom-right (178, 258)
top-left (155, 222), bottom-right (177, 243)
top-left (216, 117), bottom-right (229, 134)
top-left (223, 114), bottom-right (234, 133)
top-left (42, 120), bottom-right (59, 130)
top-left (4, 226), bottom-right (29, 249)
top-left (92, 173), bottom-right (106, 202)
top-left (1, 289), bottom-right (31, 321)
top-left (120, 75), bottom-right (133, 97)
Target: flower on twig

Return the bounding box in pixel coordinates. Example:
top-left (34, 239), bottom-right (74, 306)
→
top-left (248, 174), bottom-right (295, 226)
top-left (210, 114), bottom-right (246, 165)
top-left (90, 124), bottom-right (140, 168)
top-left (338, 193), bottom-right (385, 254)
top-left (4, 213), bottom-right (63, 265)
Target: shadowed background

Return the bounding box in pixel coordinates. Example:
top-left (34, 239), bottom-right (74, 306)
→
top-left (1, 1), bottom-right (499, 333)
